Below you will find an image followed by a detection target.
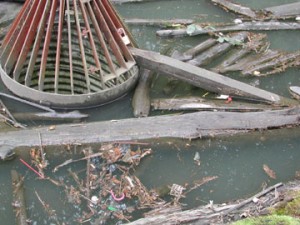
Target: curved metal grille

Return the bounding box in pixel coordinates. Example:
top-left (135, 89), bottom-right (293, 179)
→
top-left (0, 0), bottom-right (139, 108)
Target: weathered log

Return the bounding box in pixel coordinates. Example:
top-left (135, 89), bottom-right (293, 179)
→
top-left (221, 49), bottom-right (281, 73)
top-left (151, 97), bottom-right (275, 112)
top-left (12, 111), bottom-right (89, 122)
top-left (0, 144), bottom-right (15, 160)
top-left (11, 170), bottom-right (28, 225)
top-left (212, 33), bottom-right (267, 73)
top-left (184, 38), bottom-right (217, 58)
top-left (156, 21), bottom-right (300, 38)
top-left (211, 0), bottom-right (257, 19)
top-left (242, 51), bottom-right (300, 76)
top-left (124, 18), bottom-right (194, 27)
top-left (265, 2), bottom-right (300, 19)
top-left (132, 68), bottom-right (154, 117)
top-left (124, 182), bottom-right (283, 225)
top-left (222, 183), bottom-right (283, 215)
top-left (171, 38), bottom-right (217, 61)
top-left (211, 0), bottom-right (300, 20)
top-left (289, 86), bottom-right (300, 100)
top-left (187, 32), bottom-right (248, 66)
top-left (129, 47), bottom-right (294, 105)
top-left (212, 47), bottom-right (250, 73)
top-left (1, 107), bottom-right (300, 149)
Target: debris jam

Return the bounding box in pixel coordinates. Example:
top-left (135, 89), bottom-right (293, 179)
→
top-left (15, 142), bottom-right (218, 224)
top-left (51, 143), bottom-right (160, 224)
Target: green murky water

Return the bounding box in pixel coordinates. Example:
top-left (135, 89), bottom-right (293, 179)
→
top-left (1, 0), bottom-right (300, 224)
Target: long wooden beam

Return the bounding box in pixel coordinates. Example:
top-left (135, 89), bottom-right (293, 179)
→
top-left (0, 107), bottom-right (300, 152)
top-left (129, 47), bottom-right (295, 105)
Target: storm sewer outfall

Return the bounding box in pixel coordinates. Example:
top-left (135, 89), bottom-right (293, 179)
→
top-left (0, 0), bottom-right (139, 108)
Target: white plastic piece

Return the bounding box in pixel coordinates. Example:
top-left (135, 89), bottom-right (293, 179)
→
top-left (90, 195), bottom-right (99, 206)
top-left (118, 28), bottom-right (131, 45)
top-left (252, 197), bottom-right (259, 203)
top-left (234, 18), bottom-right (243, 24)
top-left (216, 94), bottom-right (229, 99)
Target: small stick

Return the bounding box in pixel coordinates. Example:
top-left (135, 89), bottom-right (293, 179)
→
top-left (0, 99), bottom-right (17, 123)
top-left (85, 149), bottom-right (91, 199)
top-left (0, 111), bottom-right (26, 129)
top-left (38, 132), bottom-right (46, 164)
top-left (53, 152), bottom-right (104, 172)
top-left (34, 190), bottom-right (60, 224)
top-left (222, 182), bottom-right (283, 215)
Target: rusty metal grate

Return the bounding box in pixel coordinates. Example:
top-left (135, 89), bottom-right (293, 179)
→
top-left (0, 0), bottom-right (139, 108)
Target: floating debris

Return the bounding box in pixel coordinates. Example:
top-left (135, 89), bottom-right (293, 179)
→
top-left (193, 152), bottom-right (201, 166)
top-left (170, 184), bottom-right (186, 202)
top-left (263, 164), bottom-right (277, 179)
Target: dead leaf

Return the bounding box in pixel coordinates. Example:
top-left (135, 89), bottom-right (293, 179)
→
top-left (263, 164), bottom-right (276, 179)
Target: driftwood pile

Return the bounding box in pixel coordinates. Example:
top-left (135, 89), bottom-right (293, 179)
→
top-left (125, 179), bottom-right (300, 225)
top-left (169, 31), bottom-right (300, 77)
top-left (1, 1), bottom-right (300, 225)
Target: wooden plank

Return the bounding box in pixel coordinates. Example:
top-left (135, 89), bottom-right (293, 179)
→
top-left (129, 47), bottom-right (294, 105)
top-left (265, 2), bottom-right (300, 18)
top-left (151, 97), bottom-right (275, 112)
top-left (132, 68), bottom-right (154, 117)
top-left (211, 0), bottom-right (257, 19)
top-left (0, 107), bottom-right (300, 149)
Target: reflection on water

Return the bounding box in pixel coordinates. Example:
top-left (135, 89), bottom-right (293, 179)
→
top-left (1, 0), bottom-right (300, 224)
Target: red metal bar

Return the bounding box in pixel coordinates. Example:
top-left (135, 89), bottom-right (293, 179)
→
top-left (66, 0), bottom-right (74, 94)
top-left (3, 0), bottom-right (39, 73)
top-left (79, 0), bottom-right (105, 89)
top-left (93, 0), bottom-right (127, 68)
top-left (0, 0), bottom-right (33, 59)
top-left (100, 0), bottom-right (134, 62)
top-left (54, 0), bottom-right (66, 93)
top-left (25, 0), bottom-right (52, 87)
top-left (13, 0), bottom-right (47, 81)
top-left (87, 2), bottom-right (116, 78)
top-left (73, 0), bottom-right (91, 93)
top-left (38, 0), bottom-right (58, 91)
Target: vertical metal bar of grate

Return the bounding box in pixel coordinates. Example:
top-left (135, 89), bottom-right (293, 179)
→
top-left (79, 0), bottom-right (105, 90)
top-left (54, 0), bottom-right (66, 93)
top-left (87, 1), bottom-right (116, 80)
top-left (13, 0), bottom-right (47, 81)
top-left (93, 0), bottom-right (127, 69)
top-left (66, 0), bottom-right (74, 94)
top-left (25, 0), bottom-right (51, 87)
top-left (73, 0), bottom-right (91, 93)
top-left (38, 0), bottom-right (58, 91)
top-left (4, 0), bottom-right (40, 74)
top-left (0, 0), bottom-right (33, 61)
top-left (100, 0), bottom-right (134, 62)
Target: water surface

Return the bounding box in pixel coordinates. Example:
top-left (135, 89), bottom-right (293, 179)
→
top-left (1, 0), bottom-right (300, 224)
